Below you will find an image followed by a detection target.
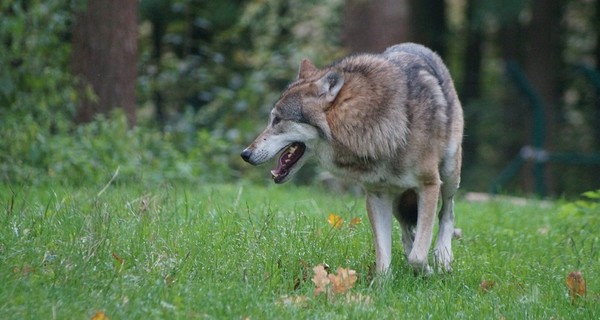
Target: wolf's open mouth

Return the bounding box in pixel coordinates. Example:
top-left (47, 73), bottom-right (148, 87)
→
top-left (270, 142), bottom-right (306, 183)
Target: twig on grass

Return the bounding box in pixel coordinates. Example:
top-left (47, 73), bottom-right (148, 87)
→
top-left (97, 166), bottom-right (120, 197)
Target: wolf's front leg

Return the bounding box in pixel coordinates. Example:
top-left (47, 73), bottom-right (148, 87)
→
top-left (366, 192), bottom-right (393, 273)
top-left (408, 183), bottom-right (440, 275)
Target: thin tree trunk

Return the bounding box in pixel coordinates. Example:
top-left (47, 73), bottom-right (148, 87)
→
top-left (524, 0), bottom-right (565, 196)
top-left (408, 0), bottom-right (447, 58)
top-left (71, 0), bottom-right (138, 127)
top-left (595, 0), bottom-right (600, 149)
top-left (343, 0), bottom-right (411, 53)
top-left (460, 0), bottom-right (483, 186)
top-left (461, 0), bottom-right (482, 104)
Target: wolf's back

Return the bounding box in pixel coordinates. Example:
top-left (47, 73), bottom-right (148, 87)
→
top-left (383, 43), bottom-right (459, 109)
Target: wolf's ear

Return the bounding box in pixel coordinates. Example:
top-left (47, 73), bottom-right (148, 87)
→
top-left (298, 59), bottom-right (317, 79)
top-left (316, 70), bottom-right (344, 102)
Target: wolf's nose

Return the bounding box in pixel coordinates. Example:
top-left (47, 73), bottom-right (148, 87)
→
top-left (240, 149), bottom-right (252, 162)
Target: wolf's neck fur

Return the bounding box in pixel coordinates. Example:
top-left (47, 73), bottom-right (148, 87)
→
top-left (325, 55), bottom-right (410, 160)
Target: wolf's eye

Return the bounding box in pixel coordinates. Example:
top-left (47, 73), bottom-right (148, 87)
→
top-left (272, 116), bottom-right (282, 125)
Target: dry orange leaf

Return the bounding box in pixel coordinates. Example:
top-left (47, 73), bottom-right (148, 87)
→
top-left (566, 271), bottom-right (586, 302)
top-left (480, 280), bottom-right (496, 293)
top-left (13, 264), bottom-right (35, 276)
top-left (328, 214), bottom-right (344, 229)
top-left (329, 267), bottom-right (358, 294)
top-left (312, 264), bottom-right (331, 296)
top-left (112, 252), bottom-right (124, 265)
top-left (348, 217), bottom-right (361, 229)
top-left (91, 311), bottom-right (109, 320)
top-left (112, 252), bottom-right (125, 273)
top-left (312, 264), bottom-right (358, 297)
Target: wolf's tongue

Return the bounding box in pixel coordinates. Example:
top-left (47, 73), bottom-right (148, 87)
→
top-left (270, 142), bottom-right (305, 182)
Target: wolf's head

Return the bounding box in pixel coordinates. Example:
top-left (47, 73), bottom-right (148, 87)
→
top-left (240, 59), bottom-right (344, 183)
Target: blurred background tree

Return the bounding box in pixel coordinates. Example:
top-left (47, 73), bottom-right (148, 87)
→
top-left (1, 0), bottom-right (599, 196)
top-left (71, 0), bottom-right (138, 127)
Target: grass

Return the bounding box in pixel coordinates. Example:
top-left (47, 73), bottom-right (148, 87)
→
top-left (0, 182), bottom-right (598, 319)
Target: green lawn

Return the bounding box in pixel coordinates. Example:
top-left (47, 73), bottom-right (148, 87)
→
top-left (1, 183), bottom-right (598, 319)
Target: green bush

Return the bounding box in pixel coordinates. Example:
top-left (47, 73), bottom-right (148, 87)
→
top-left (2, 111), bottom-right (237, 186)
top-left (558, 190), bottom-right (600, 228)
top-left (0, 1), bottom-right (238, 186)
top-left (0, 1), bottom-right (77, 183)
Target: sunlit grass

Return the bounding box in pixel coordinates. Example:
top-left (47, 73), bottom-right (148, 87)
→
top-left (1, 183), bottom-right (598, 319)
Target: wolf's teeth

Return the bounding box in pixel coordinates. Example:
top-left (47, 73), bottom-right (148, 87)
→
top-left (270, 170), bottom-right (279, 178)
top-left (289, 146), bottom-right (297, 153)
top-left (285, 159), bottom-right (291, 163)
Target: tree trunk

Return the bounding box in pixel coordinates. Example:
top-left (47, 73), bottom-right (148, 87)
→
top-left (596, 0), bottom-right (600, 70)
top-left (71, 0), bottom-right (138, 127)
top-left (595, 0), bottom-right (600, 149)
top-left (524, 0), bottom-right (565, 196)
top-left (460, 0), bottom-right (483, 186)
top-left (408, 0), bottom-right (447, 58)
top-left (343, 0), bottom-right (411, 53)
top-left (461, 0), bottom-right (482, 104)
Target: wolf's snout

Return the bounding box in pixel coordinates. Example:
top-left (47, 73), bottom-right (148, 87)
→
top-left (240, 149), bottom-right (253, 163)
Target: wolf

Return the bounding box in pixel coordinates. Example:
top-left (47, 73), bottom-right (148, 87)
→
top-left (240, 43), bottom-right (463, 275)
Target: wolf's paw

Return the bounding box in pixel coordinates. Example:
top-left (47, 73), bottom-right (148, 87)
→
top-left (412, 264), bottom-right (433, 276)
top-left (408, 253), bottom-right (433, 276)
top-left (433, 249), bottom-right (453, 273)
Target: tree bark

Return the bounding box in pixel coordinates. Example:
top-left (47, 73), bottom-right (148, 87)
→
top-left (408, 0), bottom-right (447, 58)
top-left (71, 0), bottom-right (138, 127)
top-left (524, 0), bottom-right (565, 195)
top-left (461, 0), bottom-right (482, 104)
top-left (459, 0), bottom-right (483, 186)
top-left (343, 0), bottom-right (411, 53)
top-left (596, 0), bottom-right (600, 70)
top-left (595, 0), bottom-right (600, 149)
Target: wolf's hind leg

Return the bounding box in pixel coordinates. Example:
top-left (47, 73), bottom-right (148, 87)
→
top-left (434, 146), bottom-right (462, 273)
top-left (400, 223), bottom-right (415, 257)
top-left (408, 183), bottom-right (439, 275)
top-left (434, 185), bottom-right (456, 273)
top-left (393, 190), bottom-right (417, 257)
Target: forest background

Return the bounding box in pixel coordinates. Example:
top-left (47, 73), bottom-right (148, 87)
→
top-left (2, 0), bottom-right (600, 196)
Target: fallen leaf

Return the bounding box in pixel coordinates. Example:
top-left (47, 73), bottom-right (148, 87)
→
top-left (312, 263), bottom-right (358, 299)
top-left (348, 217), bottom-right (361, 229)
top-left (480, 280), bottom-right (496, 293)
top-left (112, 252), bottom-right (124, 265)
top-left (22, 264), bottom-right (35, 275)
top-left (329, 267), bottom-right (358, 294)
top-left (566, 271), bottom-right (586, 303)
top-left (328, 214), bottom-right (344, 229)
top-left (312, 264), bottom-right (331, 296)
top-left (112, 252), bottom-right (125, 272)
top-left (13, 264), bottom-right (35, 276)
top-left (91, 311), bottom-right (109, 320)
